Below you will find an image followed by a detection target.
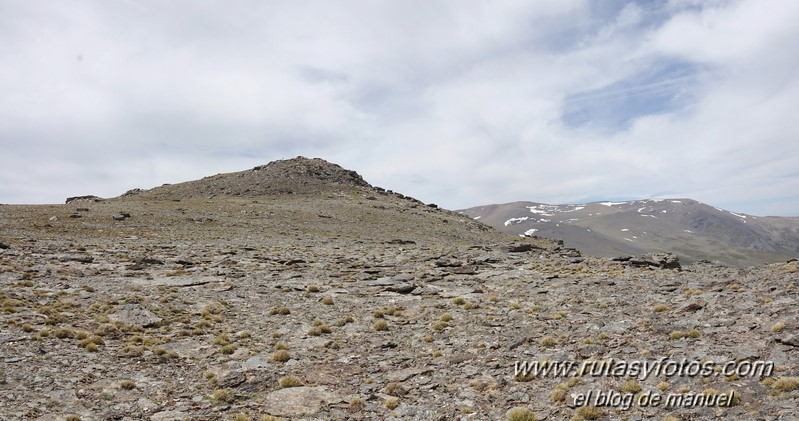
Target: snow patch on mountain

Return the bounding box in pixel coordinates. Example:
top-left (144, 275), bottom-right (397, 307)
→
top-left (504, 217), bottom-right (530, 226)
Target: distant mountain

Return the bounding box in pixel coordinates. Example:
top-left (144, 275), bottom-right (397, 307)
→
top-left (459, 199), bottom-right (799, 267)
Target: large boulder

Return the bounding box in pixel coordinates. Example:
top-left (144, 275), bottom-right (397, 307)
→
top-left (628, 252), bottom-right (681, 269)
top-left (65, 195), bottom-right (103, 204)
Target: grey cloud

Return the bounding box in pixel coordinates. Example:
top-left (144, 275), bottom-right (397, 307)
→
top-left (1, 1), bottom-right (797, 216)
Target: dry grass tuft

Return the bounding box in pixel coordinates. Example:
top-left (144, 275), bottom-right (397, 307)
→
top-left (272, 349), bottom-right (291, 362)
top-left (573, 406), bottom-right (604, 420)
top-left (771, 377), bottom-right (799, 395)
top-left (278, 375), bottom-right (303, 388)
top-left (507, 406), bottom-right (537, 421)
top-left (212, 388), bottom-right (235, 403)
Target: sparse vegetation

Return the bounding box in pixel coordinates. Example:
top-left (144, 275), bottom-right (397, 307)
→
top-left (431, 321), bottom-right (448, 331)
top-left (507, 406), bottom-right (537, 421)
top-left (374, 320), bottom-right (389, 331)
top-left (213, 333), bottom-right (230, 346)
top-left (771, 377), bottom-right (799, 395)
top-left (308, 323), bottom-right (332, 335)
top-left (349, 397), bottom-right (365, 411)
top-left (119, 345), bottom-right (144, 357)
top-left (669, 331), bottom-right (686, 340)
top-left (687, 329), bottom-right (702, 338)
top-left (620, 379), bottom-right (641, 394)
top-left (540, 336), bottom-right (556, 347)
top-left (272, 349), bottom-right (291, 362)
top-left (212, 388), bottom-right (235, 403)
top-left (79, 332), bottom-right (105, 352)
top-left (384, 382), bottom-right (406, 396)
top-left (271, 306), bottom-right (291, 315)
top-left (278, 375), bottom-right (303, 388)
top-left (385, 396), bottom-right (399, 409)
top-left (53, 328), bottom-right (74, 339)
top-left (573, 406), bottom-right (604, 420)
top-left (551, 377), bottom-right (580, 402)
top-left (653, 304), bottom-right (670, 312)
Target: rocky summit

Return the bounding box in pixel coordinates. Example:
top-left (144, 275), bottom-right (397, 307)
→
top-left (121, 156), bottom-right (374, 200)
top-left (1, 157), bottom-right (798, 421)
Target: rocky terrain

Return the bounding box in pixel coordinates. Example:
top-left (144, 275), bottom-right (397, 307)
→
top-left (459, 200), bottom-right (799, 267)
top-left (1, 157), bottom-right (798, 420)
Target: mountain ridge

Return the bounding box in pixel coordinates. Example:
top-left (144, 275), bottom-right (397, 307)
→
top-left (460, 198), bottom-right (799, 267)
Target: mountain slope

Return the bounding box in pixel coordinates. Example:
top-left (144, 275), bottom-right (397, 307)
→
top-left (460, 199), bottom-right (799, 266)
top-left (2, 159), bottom-right (799, 419)
top-left (56, 156), bottom-right (554, 249)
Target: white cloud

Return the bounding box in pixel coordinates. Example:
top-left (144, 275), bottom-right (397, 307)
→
top-left (0, 1), bottom-right (797, 216)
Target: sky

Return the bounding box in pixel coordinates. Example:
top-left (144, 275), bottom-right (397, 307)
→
top-left (1, 0), bottom-right (798, 216)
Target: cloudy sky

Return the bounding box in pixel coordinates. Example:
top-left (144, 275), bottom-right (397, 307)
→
top-left (2, 0), bottom-right (798, 216)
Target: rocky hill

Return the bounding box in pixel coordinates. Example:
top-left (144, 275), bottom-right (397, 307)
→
top-left (119, 157), bottom-right (373, 200)
top-left (1, 159), bottom-right (798, 420)
top-left (460, 199), bottom-right (799, 267)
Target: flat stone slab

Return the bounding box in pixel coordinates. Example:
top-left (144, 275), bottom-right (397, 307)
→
top-left (386, 366), bottom-right (433, 382)
top-left (261, 386), bottom-right (341, 417)
top-left (108, 304), bottom-right (162, 327)
top-left (131, 276), bottom-right (217, 287)
top-left (150, 410), bottom-right (188, 421)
